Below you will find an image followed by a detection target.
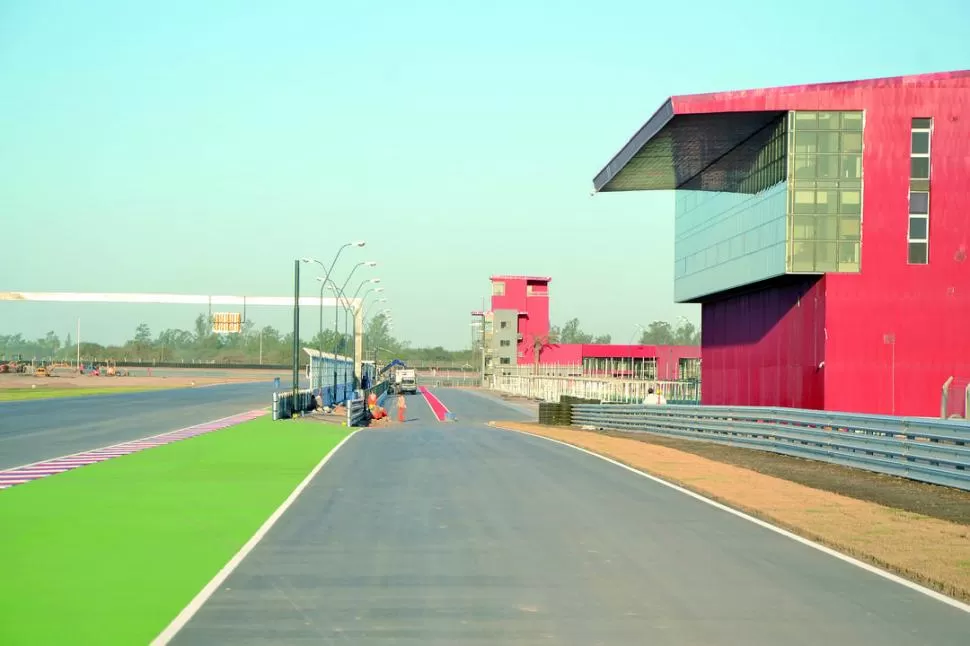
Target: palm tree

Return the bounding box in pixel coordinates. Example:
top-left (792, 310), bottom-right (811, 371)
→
top-left (530, 330), bottom-right (559, 375)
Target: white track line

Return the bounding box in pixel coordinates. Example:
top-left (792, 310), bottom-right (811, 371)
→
top-left (150, 429), bottom-right (360, 645)
top-left (493, 423), bottom-right (970, 614)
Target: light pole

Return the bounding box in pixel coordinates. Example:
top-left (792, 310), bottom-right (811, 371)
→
top-left (330, 261), bottom-right (377, 402)
top-left (292, 259), bottom-right (300, 404)
top-left (346, 279), bottom-right (380, 389)
top-left (630, 323), bottom-right (645, 379)
top-left (363, 298), bottom-right (388, 322)
top-left (302, 241), bottom-right (365, 399)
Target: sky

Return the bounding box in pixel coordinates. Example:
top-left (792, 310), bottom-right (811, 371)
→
top-left (1, 0), bottom-right (968, 349)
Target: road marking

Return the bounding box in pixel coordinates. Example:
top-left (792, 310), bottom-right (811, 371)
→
top-left (418, 386), bottom-right (450, 422)
top-left (493, 423), bottom-right (970, 614)
top-left (150, 429), bottom-right (359, 645)
top-left (0, 410), bottom-right (267, 491)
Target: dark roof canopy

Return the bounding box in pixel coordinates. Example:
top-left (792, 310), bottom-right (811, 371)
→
top-left (593, 107), bottom-right (783, 192)
top-left (592, 69), bottom-right (970, 193)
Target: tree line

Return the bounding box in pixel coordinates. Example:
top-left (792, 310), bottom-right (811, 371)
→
top-left (0, 313), bottom-right (471, 366)
top-left (549, 318), bottom-right (700, 346)
top-left (1, 314), bottom-right (697, 368)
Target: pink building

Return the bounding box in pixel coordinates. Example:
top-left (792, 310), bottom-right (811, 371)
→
top-left (482, 275), bottom-right (701, 380)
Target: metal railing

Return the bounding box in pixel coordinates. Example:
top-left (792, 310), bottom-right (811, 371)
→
top-left (272, 388), bottom-right (316, 420)
top-left (491, 374), bottom-right (700, 404)
top-left (570, 404), bottom-right (970, 491)
top-left (346, 398), bottom-right (368, 427)
top-left (363, 379), bottom-right (390, 405)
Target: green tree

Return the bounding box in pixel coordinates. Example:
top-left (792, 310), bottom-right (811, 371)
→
top-left (638, 319), bottom-right (700, 345)
top-left (639, 321), bottom-right (674, 345)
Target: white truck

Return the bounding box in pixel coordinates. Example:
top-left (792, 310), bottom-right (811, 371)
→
top-left (394, 368), bottom-right (417, 395)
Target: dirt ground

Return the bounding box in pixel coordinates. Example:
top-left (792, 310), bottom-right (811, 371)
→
top-left (0, 371), bottom-right (273, 390)
top-left (494, 420), bottom-right (970, 603)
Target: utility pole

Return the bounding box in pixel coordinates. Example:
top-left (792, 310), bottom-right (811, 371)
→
top-left (76, 318), bottom-right (80, 372)
top-left (292, 259), bottom-right (300, 405)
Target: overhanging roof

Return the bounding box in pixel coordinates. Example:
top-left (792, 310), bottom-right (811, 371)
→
top-left (592, 69), bottom-right (970, 193)
top-left (593, 106), bottom-right (784, 192)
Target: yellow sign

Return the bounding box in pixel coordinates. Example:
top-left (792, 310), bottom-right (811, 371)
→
top-left (212, 312), bottom-right (242, 334)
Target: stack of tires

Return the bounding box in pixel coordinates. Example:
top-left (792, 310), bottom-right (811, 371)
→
top-left (538, 402), bottom-right (570, 426)
top-left (538, 396), bottom-right (601, 426)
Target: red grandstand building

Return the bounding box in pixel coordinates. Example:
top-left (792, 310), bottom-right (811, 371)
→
top-left (593, 71), bottom-right (970, 416)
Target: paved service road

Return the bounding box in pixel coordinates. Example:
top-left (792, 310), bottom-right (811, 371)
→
top-left (0, 382), bottom-right (279, 469)
top-left (171, 388), bottom-right (969, 645)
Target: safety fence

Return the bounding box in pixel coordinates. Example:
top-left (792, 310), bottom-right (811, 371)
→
top-left (346, 398), bottom-right (368, 427)
top-left (363, 379), bottom-right (390, 407)
top-left (272, 389), bottom-right (316, 420)
top-left (567, 403), bottom-right (970, 491)
top-left (491, 374), bottom-right (700, 404)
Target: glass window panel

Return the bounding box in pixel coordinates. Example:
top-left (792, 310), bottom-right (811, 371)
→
top-left (794, 131), bottom-right (817, 153)
top-left (815, 242), bottom-right (838, 271)
top-left (816, 189), bottom-right (838, 214)
top-left (908, 241), bottom-right (928, 264)
top-left (817, 132), bottom-right (840, 153)
top-left (817, 155), bottom-right (839, 179)
top-left (908, 216), bottom-right (928, 240)
top-left (910, 178), bottom-right (930, 192)
top-left (842, 112), bottom-right (864, 130)
top-left (793, 112), bottom-right (817, 129)
top-left (838, 217), bottom-right (861, 239)
top-left (793, 190), bottom-right (815, 214)
top-left (838, 241), bottom-right (860, 263)
top-left (842, 132), bottom-right (863, 153)
top-left (839, 189), bottom-right (861, 214)
top-left (790, 241), bottom-right (814, 272)
top-left (909, 191), bottom-right (929, 214)
top-left (792, 215), bottom-right (815, 239)
top-left (841, 154), bottom-right (862, 180)
top-left (911, 131), bottom-right (930, 155)
top-left (793, 155), bottom-right (816, 180)
top-left (912, 117), bottom-right (932, 130)
top-left (817, 112), bottom-right (840, 129)
top-left (911, 157), bottom-right (930, 179)
top-left (817, 216), bottom-right (838, 240)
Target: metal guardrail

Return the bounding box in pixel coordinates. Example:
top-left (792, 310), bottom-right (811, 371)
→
top-left (272, 388), bottom-right (315, 420)
top-left (570, 404), bottom-right (970, 491)
top-left (346, 398), bottom-right (368, 427)
top-left (363, 379), bottom-right (389, 404)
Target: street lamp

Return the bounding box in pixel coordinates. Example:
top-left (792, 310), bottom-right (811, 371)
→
top-left (343, 278), bottom-right (380, 390)
top-left (630, 323), bottom-right (645, 380)
top-left (302, 241), bottom-right (365, 398)
top-left (329, 261), bottom-right (377, 400)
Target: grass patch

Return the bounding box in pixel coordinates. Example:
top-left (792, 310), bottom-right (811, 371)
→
top-left (0, 386), bottom-right (184, 401)
top-left (0, 416), bottom-right (352, 645)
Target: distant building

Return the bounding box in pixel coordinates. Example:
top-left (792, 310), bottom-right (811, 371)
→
top-left (475, 275), bottom-right (700, 380)
top-left (592, 70), bottom-right (970, 416)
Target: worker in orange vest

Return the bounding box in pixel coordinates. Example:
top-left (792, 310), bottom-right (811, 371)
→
top-left (397, 393), bottom-right (407, 423)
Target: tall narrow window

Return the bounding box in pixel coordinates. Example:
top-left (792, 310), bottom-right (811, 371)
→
top-left (908, 118), bottom-right (932, 264)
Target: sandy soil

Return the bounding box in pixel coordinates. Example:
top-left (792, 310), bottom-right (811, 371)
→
top-left (0, 372), bottom-right (272, 390)
top-left (494, 420), bottom-right (970, 603)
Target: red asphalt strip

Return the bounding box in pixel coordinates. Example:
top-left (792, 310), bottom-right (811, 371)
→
top-left (418, 386), bottom-right (450, 421)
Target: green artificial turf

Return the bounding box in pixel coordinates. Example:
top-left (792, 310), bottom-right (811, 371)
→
top-left (0, 386), bottom-right (184, 401)
top-left (0, 416), bottom-right (352, 645)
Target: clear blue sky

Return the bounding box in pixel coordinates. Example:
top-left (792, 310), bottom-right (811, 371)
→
top-left (1, 0), bottom-right (967, 349)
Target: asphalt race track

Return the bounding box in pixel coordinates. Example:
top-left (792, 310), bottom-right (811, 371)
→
top-left (0, 382), bottom-right (278, 469)
top-left (169, 388), bottom-right (969, 645)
